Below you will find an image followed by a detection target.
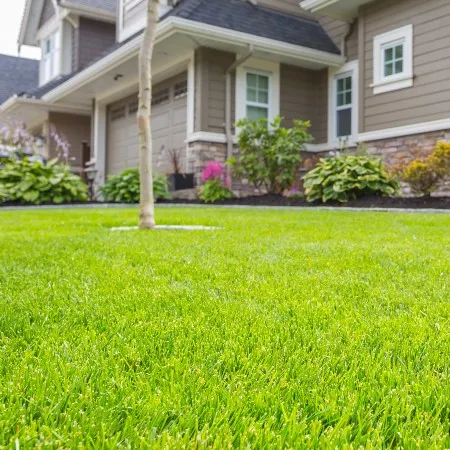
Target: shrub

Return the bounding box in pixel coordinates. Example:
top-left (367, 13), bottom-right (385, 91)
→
top-left (400, 142), bottom-right (450, 196)
top-left (0, 157), bottom-right (88, 205)
top-left (229, 116), bottom-right (313, 194)
top-left (304, 155), bottom-right (399, 203)
top-left (199, 161), bottom-right (233, 203)
top-left (100, 169), bottom-right (171, 203)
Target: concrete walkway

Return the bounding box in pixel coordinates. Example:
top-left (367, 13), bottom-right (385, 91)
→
top-left (1, 203), bottom-right (449, 214)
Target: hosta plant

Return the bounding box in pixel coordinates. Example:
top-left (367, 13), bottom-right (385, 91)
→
top-left (304, 155), bottom-right (399, 203)
top-left (100, 168), bottom-right (171, 203)
top-left (0, 157), bottom-right (88, 205)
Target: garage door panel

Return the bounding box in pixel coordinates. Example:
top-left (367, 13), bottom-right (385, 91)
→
top-left (107, 72), bottom-right (188, 176)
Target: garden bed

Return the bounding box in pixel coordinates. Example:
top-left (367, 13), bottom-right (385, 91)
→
top-left (2, 195), bottom-right (450, 209)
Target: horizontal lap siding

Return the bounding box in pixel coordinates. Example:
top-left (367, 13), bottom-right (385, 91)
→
top-left (318, 16), bottom-right (358, 61)
top-left (363, 0), bottom-right (450, 132)
top-left (48, 113), bottom-right (91, 167)
top-left (195, 48), bottom-right (235, 134)
top-left (280, 65), bottom-right (328, 144)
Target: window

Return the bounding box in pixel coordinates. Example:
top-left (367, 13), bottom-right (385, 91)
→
top-left (128, 99), bottom-right (138, 115)
top-left (174, 80), bottom-right (188, 99)
top-left (246, 72), bottom-right (270, 121)
top-left (336, 73), bottom-right (353, 138)
top-left (328, 60), bottom-right (359, 144)
top-left (110, 106), bottom-right (126, 121)
top-left (41, 29), bottom-right (60, 84)
top-left (151, 88), bottom-right (170, 106)
top-left (383, 41), bottom-right (404, 78)
top-left (372, 25), bottom-right (413, 95)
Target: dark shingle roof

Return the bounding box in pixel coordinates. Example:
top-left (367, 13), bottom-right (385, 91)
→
top-left (166, 0), bottom-right (340, 54)
top-left (19, 0), bottom-right (340, 100)
top-left (61, 0), bottom-right (116, 14)
top-left (0, 54), bottom-right (39, 104)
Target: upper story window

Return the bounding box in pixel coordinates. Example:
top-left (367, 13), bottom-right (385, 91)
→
top-left (41, 29), bottom-right (61, 84)
top-left (372, 25), bottom-right (413, 95)
top-left (246, 72), bottom-right (270, 121)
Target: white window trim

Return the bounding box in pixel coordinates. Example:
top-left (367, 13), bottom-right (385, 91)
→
top-left (40, 25), bottom-right (62, 86)
top-left (235, 58), bottom-right (280, 125)
top-left (372, 25), bottom-right (413, 95)
top-left (328, 60), bottom-right (359, 147)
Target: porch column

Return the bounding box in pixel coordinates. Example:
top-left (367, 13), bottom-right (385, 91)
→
top-left (93, 101), bottom-right (107, 188)
top-left (41, 119), bottom-right (50, 159)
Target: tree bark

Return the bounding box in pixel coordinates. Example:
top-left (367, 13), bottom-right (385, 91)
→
top-left (138, 0), bottom-right (160, 229)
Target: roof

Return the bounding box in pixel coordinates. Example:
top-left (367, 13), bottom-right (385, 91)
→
top-left (166, 0), bottom-right (340, 54)
top-left (59, 0), bottom-right (117, 14)
top-left (18, 0), bottom-right (340, 101)
top-left (0, 55), bottom-right (39, 104)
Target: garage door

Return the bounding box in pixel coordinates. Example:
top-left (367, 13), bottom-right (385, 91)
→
top-left (106, 72), bottom-right (188, 176)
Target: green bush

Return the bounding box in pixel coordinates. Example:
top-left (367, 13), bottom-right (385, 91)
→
top-left (304, 156), bottom-right (399, 203)
top-left (401, 142), bottom-right (450, 196)
top-left (200, 179), bottom-right (233, 203)
top-left (229, 116), bottom-right (313, 194)
top-left (0, 157), bottom-right (88, 205)
top-left (100, 169), bottom-right (171, 203)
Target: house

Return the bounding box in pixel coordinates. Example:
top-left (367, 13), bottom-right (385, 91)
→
top-left (1, 0), bottom-right (449, 191)
top-left (0, 55), bottom-right (39, 106)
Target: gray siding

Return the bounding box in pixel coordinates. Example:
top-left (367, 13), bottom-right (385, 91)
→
top-left (77, 18), bottom-right (116, 70)
top-left (280, 65), bottom-right (328, 144)
top-left (362, 0), bottom-right (450, 132)
top-left (48, 113), bottom-right (91, 167)
top-left (195, 48), bottom-right (235, 134)
top-left (318, 16), bottom-right (358, 61)
top-left (39, 0), bottom-right (55, 28)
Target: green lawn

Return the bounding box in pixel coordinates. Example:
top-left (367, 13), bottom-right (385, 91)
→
top-left (0, 207), bottom-right (449, 449)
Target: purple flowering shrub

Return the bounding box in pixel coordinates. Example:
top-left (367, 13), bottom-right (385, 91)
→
top-left (199, 161), bottom-right (233, 203)
top-left (0, 121), bottom-right (87, 204)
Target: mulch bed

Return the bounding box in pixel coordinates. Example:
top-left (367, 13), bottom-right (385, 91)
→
top-left (160, 195), bottom-right (450, 209)
top-left (2, 196), bottom-right (449, 209)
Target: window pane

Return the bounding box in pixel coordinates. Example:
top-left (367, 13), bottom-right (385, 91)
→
top-left (247, 88), bottom-right (257, 102)
top-left (337, 108), bottom-right (352, 138)
top-left (337, 93), bottom-right (344, 107)
top-left (247, 73), bottom-right (257, 88)
top-left (384, 47), bottom-right (393, 62)
top-left (337, 78), bottom-right (345, 92)
top-left (345, 76), bottom-right (352, 90)
top-left (384, 62), bottom-right (393, 77)
top-left (258, 76), bottom-right (269, 90)
top-left (395, 60), bottom-right (404, 74)
top-left (247, 106), bottom-right (268, 121)
top-left (345, 91), bottom-right (352, 104)
top-left (395, 45), bottom-right (403, 59)
top-left (257, 90), bottom-right (268, 104)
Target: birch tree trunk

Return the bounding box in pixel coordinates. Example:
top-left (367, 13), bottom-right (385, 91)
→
top-left (138, 0), bottom-right (160, 229)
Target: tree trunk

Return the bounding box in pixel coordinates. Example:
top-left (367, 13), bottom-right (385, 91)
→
top-left (138, 0), bottom-right (160, 229)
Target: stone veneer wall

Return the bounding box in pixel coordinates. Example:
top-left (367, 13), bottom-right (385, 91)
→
top-left (188, 129), bottom-right (450, 197)
top-left (364, 129), bottom-right (450, 196)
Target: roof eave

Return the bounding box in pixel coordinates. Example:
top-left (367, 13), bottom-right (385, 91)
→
top-left (300, 0), bottom-right (372, 20)
top-left (59, 1), bottom-right (116, 23)
top-left (42, 16), bottom-right (344, 103)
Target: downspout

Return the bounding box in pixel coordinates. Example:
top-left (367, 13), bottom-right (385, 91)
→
top-left (224, 45), bottom-right (254, 175)
top-left (341, 19), bottom-right (356, 60)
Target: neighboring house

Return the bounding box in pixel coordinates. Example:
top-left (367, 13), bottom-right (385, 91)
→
top-left (1, 0), bottom-right (449, 191)
top-left (0, 55), bottom-right (39, 105)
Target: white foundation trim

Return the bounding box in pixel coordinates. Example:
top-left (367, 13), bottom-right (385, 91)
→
top-left (358, 118), bottom-right (450, 142)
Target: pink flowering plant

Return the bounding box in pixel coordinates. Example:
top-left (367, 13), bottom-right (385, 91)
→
top-left (199, 161), bottom-right (233, 203)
